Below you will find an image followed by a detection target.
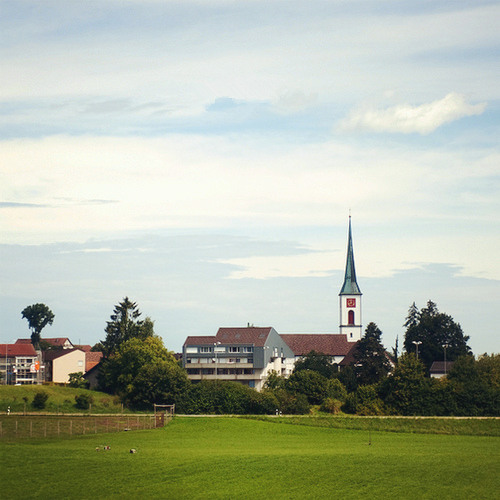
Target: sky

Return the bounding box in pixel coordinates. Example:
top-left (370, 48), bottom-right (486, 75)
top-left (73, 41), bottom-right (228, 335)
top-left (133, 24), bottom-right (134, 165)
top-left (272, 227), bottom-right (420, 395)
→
top-left (1, 0), bottom-right (499, 355)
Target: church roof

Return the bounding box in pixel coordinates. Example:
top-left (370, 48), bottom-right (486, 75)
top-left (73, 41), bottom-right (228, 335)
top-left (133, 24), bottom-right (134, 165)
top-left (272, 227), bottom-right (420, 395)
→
top-left (340, 216), bottom-right (361, 295)
top-left (281, 334), bottom-right (352, 357)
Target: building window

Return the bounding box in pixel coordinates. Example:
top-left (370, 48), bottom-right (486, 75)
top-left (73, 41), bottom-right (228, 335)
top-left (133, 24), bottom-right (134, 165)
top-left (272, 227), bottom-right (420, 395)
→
top-left (229, 347), bottom-right (240, 353)
top-left (199, 347), bottom-right (212, 353)
top-left (348, 310), bottom-right (355, 325)
top-left (243, 347), bottom-right (253, 353)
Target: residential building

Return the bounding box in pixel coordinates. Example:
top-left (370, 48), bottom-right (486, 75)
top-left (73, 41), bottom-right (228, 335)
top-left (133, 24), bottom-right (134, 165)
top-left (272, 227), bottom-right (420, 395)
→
top-left (183, 327), bottom-right (295, 390)
top-left (85, 351), bottom-right (103, 372)
top-left (43, 348), bottom-right (86, 383)
top-left (430, 361), bottom-right (454, 378)
top-left (16, 337), bottom-right (74, 349)
top-left (0, 344), bottom-right (40, 385)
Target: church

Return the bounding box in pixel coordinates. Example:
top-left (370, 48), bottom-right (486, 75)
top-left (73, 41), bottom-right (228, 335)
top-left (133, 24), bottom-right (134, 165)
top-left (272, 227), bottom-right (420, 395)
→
top-left (182, 217), bottom-right (363, 390)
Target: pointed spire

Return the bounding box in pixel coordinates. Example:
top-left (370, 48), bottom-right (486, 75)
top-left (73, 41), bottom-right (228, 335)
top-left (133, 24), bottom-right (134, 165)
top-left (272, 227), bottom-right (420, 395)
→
top-left (340, 216), bottom-right (361, 295)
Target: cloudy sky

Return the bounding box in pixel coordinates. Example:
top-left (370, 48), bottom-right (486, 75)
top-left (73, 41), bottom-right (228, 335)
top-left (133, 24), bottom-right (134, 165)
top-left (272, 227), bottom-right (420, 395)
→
top-left (1, 1), bottom-right (499, 355)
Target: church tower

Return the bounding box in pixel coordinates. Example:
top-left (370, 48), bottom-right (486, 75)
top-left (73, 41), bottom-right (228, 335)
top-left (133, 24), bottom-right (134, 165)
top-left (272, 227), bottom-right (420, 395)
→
top-left (339, 216), bottom-right (362, 342)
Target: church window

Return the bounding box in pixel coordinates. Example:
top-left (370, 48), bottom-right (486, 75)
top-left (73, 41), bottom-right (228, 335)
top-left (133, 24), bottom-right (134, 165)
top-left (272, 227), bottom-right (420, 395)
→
top-left (348, 310), bottom-right (355, 325)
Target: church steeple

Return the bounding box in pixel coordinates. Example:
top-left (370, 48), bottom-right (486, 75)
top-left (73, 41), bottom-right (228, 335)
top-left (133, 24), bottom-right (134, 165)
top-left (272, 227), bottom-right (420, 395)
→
top-left (340, 216), bottom-right (361, 295)
top-left (339, 216), bottom-right (362, 342)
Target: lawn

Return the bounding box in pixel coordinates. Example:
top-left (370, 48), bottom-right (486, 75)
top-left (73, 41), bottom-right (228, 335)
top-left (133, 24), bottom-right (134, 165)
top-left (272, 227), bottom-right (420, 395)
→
top-left (0, 385), bottom-right (126, 414)
top-left (1, 417), bottom-right (498, 499)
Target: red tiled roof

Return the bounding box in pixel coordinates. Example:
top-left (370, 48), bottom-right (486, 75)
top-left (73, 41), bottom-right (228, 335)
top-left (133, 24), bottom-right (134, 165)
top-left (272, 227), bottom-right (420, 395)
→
top-left (16, 338), bottom-right (73, 347)
top-left (43, 348), bottom-right (83, 361)
top-left (216, 327), bottom-right (273, 347)
top-left (281, 334), bottom-right (353, 357)
top-left (43, 338), bottom-right (73, 347)
top-left (184, 327), bottom-right (275, 348)
top-left (0, 344), bottom-right (37, 357)
top-left (75, 345), bottom-right (92, 352)
top-left (85, 351), bottom-right (103, 372)
top-left (338, 343), bottom-right (360, 366)
top-left (184, 336), bottom-right (217, 346)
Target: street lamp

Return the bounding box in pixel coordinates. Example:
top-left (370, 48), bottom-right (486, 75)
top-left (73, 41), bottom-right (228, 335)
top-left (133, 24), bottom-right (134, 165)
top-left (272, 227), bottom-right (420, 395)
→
top-left (442, 343), bottom-right (450, 375)
top-left (412, 340), bottom-right (422, 360)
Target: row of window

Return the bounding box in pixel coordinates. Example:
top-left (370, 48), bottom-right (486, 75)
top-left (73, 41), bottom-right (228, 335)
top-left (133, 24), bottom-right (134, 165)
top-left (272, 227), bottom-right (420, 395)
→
top-left (198, 346), bottom-right (254, 353)
top-left (186, 357), bottom-right (253, 364)
top-left (187, 368), bottom-right (254, 375)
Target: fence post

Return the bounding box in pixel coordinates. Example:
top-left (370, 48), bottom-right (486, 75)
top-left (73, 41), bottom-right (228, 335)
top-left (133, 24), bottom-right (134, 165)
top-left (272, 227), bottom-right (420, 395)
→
top-left (44, 422), bottom-right (47, 438)
top-left (30, 421), bottom-right (33, 438)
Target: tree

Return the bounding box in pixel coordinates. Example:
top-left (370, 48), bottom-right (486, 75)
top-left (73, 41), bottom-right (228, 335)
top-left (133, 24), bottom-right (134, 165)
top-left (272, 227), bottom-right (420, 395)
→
top-left (352, 322), bottom-right (391, 386)
top-left (403, 300), bottom-right (471, 373)
top-left (98, 336), bottom-right (174, 394)
top-left (101, 298), bottom-right (153, 357)
top-left (285, 369), bottom-right (330, 405)
top-left (21, 303), bottom-right (55, 347)
top-left (379, 353), bottom-right (432, 415)
top-left (126, 359), bottom-right (190, 410)
top-left (293, 351), bottom-right (338, 378)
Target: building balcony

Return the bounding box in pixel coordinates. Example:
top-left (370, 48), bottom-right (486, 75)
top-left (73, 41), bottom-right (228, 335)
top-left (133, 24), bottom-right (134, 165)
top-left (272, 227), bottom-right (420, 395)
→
top-left (187, 362), bottom-right (254, 369)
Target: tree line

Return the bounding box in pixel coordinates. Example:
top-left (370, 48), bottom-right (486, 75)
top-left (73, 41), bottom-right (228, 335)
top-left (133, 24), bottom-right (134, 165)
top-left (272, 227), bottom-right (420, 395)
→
top-left (19, 298), bottom-right (499, 416)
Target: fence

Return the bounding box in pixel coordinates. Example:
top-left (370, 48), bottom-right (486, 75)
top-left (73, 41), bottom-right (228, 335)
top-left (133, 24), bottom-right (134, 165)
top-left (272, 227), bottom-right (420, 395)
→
top-left (0, 414), bottom-right (168, 440)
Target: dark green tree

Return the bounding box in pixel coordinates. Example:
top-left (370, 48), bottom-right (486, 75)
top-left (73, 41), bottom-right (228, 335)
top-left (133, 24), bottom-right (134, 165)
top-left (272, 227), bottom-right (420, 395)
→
top-left (98, 336), bottom-right (174, 395)
top-left (101, 298), bottom-right (153, 357)
top-left (21, 303), bottom-right (55, 348)
top-left (293, 350), bottom-right (338, 378)
top-left (127, 359), bottom-right (190, 410)
top-left (379, 353), bottom-right (432, 415)
top-left (403, 300), bottom-right (471, 373)
top-left (352, 322), bottom-right (391, 386)
top-left (285, 369), bottom-right (330, 405)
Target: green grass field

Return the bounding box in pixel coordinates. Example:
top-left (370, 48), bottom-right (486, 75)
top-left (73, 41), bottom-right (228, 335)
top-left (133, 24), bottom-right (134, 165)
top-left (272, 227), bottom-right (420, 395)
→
top-left (1, 417), bottom-right (498, 499)
top-left (0, 385), bottom-right (125, 414)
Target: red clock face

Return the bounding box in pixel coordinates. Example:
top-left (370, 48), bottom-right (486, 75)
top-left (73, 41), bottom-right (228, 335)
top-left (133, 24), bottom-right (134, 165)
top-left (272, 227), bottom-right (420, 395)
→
top-left (346, 298), bottom-right (356, 308)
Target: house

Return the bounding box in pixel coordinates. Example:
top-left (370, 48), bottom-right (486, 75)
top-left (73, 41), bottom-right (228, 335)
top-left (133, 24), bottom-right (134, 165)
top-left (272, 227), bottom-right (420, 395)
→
top-left (183, 327), bottom-right (296, 390)
top-left (0, 344), bottom-right (41, 384)
top-left (43, 348), bottom-right (86, 383)
top-left (430, 361), bottom-right (454, 378)
top-left (83, 363), bottom-right (101, 389)
top-left (85, 351), bottom-right (103, 372)
top-left (16, 337), bottom-right (74, 349)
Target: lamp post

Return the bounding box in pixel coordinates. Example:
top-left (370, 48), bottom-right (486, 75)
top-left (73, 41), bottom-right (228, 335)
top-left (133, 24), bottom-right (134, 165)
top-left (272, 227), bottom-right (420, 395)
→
top-left (412, 340), bottom-right (422, 360)
top-left (442, 343), bottom-right (449, 375)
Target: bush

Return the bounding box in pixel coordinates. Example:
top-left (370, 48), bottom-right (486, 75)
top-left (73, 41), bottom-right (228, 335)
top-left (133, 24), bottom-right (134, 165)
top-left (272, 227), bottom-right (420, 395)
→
top-left (75, 393), bottom-right (94, 410)
top-left (68, 372), bottom-right (89, 389)
top-left (320, 398), bottom-right (343, 414)
top-left (32, 391), bottom-right (49, 409)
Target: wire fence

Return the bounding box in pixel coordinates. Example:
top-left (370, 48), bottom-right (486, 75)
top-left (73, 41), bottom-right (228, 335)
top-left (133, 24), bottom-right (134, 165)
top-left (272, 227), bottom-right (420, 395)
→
top-left (0, 414), bottom-right (168, 440)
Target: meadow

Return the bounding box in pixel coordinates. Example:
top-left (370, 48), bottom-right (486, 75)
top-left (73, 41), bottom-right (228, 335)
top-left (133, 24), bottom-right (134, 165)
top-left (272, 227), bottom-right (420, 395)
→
top-left (0, 385), bottom-right (125, 414)
top-left (1, 416), bottom-right (498, 499)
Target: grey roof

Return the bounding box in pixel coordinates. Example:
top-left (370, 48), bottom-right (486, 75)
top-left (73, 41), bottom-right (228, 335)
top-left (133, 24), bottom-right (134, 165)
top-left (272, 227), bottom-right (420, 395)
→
top-left (339, 217), bottom-right (361, 295)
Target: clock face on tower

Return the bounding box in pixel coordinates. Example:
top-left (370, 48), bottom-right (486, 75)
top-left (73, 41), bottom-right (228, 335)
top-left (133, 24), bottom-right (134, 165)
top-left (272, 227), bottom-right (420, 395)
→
top-left (346, 298), bottom-right (356, 308)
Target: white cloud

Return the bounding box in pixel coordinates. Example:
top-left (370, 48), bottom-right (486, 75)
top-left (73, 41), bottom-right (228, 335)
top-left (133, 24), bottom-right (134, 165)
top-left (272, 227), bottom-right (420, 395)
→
top-left (340, 93), bottom-right (487, 134)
